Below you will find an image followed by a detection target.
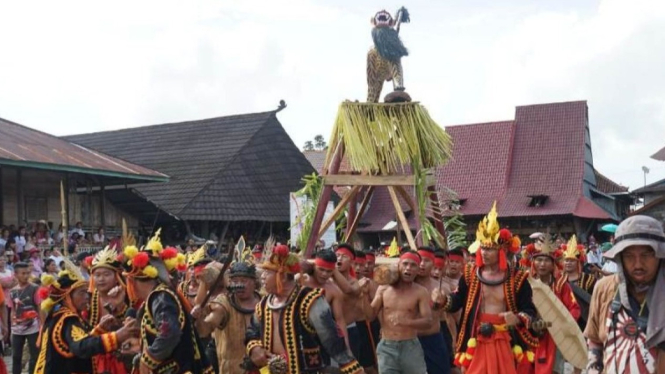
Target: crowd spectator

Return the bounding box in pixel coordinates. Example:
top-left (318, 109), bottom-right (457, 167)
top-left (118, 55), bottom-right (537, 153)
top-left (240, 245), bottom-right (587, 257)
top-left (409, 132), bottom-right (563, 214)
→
top-left (9, 262), bottom-right (41, 374)
top-left (27, 248), bottom-right (43, 280)
top-left (13, 227), bottom-right (26, 256)
top-left (0, 228), bottom-right (10, 249)
top-left (42, 259), bottom-right (58, 277)
top-left (69, 221), bottom-right (85, 238)
top-left (92, 227), bottom-right (105, 245)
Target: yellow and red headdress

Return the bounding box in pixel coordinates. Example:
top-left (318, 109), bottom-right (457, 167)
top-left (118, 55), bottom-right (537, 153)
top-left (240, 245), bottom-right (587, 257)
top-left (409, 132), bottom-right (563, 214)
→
top-left (521, 232), bottom-right (563, 273)
top-left (258, 244), bottom-right (300, 294)
top-left (473, 201), bottom-right (521, 270)
top-left (560, 235), bottom-right (585, 273)
top-left (122, 228), bottom-right (186, 282)
top-left (39, 258), bottom-right (88, 313)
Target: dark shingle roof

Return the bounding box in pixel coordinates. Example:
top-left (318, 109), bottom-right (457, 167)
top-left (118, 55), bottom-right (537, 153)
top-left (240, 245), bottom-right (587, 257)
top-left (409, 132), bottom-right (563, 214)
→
top-left (65, 112), bottom-right (315, 221)
top-left (0, 116), bottom-right (167, 182)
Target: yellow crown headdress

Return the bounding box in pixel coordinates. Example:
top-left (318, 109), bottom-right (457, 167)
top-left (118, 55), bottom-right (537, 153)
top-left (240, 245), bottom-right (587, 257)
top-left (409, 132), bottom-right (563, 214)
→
top-left (91, 246), bottom-right (121, 272)
top-left (187, 245), bottom-right (208, 268)
top-left (562, 235), bottom-right (583, 260)
top-left (476, 201), bottom-right (501, 247)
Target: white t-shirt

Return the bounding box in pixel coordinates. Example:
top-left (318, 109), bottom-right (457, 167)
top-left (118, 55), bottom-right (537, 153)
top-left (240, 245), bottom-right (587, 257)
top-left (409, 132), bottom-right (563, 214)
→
top-left (49, 255), bottom-right (65, 267)
top-left (601, 260), bottom-right (618, 274)
top-left (93, 233), bottom-right (105, 244)
top-left (14, 235), bottom-right (26, 253)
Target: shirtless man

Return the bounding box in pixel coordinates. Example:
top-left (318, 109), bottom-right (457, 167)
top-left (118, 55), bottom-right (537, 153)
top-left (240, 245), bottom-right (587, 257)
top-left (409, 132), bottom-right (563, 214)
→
top-left (359, 250), bottom-right (431, 374)
top-left (302, 250), bottom-right (348, 348)
top-left (434, 203), bottom-right (540, 374)
top-left (334, 245), bottom-right (378, 373)
top-left (415, 247), bottom-right (451, 374)
top-left (441, 248), bottom-right (465, 374)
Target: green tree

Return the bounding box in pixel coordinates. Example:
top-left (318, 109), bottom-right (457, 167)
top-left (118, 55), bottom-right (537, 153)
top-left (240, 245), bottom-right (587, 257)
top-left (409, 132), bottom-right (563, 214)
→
top-left (303, 141), bottom-right (314, 151)
top-left (314, 135), bottom-right (327, 150)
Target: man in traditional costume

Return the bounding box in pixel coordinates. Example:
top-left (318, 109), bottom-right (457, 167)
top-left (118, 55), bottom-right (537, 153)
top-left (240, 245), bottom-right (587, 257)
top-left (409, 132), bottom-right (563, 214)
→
top-left (195, 261), bottom-right (261, 374)
top-left (560, 234), bottom-right (596, 374)
top-left (122, 230), bottom-right (213, 374)
top-left (585, 215), bottom-right (665, 373)
top-left (244, 244), bottom-right (364, 374)
top-left (88, 246), bottom-right (131, 374)
top-left (435, 202), bottom-right (540, 374)
top-left (522, 234), bottom-right (581, 374)
top-left (34, 260), bottom-right (138, 374)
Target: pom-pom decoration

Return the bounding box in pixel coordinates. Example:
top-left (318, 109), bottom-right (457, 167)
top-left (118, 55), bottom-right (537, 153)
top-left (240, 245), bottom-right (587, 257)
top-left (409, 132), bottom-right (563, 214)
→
top-left (41, 298), bottom-right (56, 313)
top-left (274, 244), bottom-right (289, 257)
top-left (124, 245), bottom-right (139, 259)
top-left (132, 252), bottom-right (150, 269)
top-left (164, 257), bottom-right (178, 272)
top-left (41, 274), bottom-right (55, 287)
top-left (161, 247), bottom-right (178, 260)
top-left (37, 286), bottom-right (50, 300)
top-left (83, 256), bottom-right (94, 268)
top-left (143, 265), bottom-right (159, 278)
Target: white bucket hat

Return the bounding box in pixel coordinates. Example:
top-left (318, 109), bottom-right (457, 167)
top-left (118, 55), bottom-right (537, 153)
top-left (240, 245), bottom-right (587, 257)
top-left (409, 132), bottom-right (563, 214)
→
top-left (604, 215), bottom-right (665, 259)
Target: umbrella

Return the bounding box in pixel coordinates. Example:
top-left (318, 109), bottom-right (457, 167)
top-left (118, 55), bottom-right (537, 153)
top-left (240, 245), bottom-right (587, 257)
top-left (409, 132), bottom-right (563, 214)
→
top-left (601, 224), bottom-right (618, 233)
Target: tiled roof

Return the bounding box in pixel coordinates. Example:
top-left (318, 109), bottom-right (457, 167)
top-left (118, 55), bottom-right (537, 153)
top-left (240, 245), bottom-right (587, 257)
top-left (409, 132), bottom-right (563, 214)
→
top-left (0, 116), bottom-right (167, 182)
top-left (594, 169), bottom-right (629, 193)
top-left (358, 100), bottom-right (622, 232)
top-left (303, 150), bottom-right (353, 197)
top-left (65, 112), bottom-right (315, 221)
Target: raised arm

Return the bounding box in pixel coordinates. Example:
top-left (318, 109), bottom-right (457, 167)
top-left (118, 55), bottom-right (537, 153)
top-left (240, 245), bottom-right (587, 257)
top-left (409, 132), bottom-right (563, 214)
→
top-left (333, 269), bottom-right (360, 295)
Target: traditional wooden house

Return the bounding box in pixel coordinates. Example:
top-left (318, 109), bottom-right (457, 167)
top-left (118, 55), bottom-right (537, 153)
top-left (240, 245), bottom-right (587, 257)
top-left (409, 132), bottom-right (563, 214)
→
top-left (630, 147), bottom-right (665, 220)
top-left (0, 116), bottom-right (168, 238)
top-left (304, 101), bottom-right (630, 247)
top-left (66, 108), bottom-right (316, 244)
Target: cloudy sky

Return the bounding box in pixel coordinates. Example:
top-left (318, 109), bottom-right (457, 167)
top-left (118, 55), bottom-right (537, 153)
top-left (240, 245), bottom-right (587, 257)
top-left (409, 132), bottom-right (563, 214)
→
top-left (1, 0), bottom-right (664, 190)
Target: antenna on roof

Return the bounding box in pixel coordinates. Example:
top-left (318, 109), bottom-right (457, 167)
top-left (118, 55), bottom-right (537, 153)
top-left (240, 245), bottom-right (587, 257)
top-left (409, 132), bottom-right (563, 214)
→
top-left (276, 100), bottom-right (287, 113)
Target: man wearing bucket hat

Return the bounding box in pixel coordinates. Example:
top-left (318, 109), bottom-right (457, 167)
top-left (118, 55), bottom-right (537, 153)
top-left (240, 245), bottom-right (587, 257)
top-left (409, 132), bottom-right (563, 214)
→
top-left (584, 215), bottom-right (665, 373)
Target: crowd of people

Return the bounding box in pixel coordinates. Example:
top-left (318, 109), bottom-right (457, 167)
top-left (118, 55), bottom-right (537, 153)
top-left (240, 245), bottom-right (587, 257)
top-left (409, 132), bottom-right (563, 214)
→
top-left (0, 205), bottom-right (661, 374)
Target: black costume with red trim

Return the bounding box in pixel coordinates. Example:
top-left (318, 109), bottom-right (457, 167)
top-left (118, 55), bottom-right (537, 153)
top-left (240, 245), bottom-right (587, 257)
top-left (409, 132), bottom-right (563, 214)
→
top-left (34, 307), bottom-right (120, 374)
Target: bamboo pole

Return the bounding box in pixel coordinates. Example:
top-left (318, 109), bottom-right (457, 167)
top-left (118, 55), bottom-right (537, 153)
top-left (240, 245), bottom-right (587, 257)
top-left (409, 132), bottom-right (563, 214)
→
top-left (60, 181), bottom-right (68, 250)
top-left (387, 186), bottom-right (416, 249)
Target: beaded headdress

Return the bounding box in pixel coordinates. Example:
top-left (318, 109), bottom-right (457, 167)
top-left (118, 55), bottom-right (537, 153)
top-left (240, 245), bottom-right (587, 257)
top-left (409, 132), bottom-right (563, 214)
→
top-left (122, 228), bottom-right (186, 282)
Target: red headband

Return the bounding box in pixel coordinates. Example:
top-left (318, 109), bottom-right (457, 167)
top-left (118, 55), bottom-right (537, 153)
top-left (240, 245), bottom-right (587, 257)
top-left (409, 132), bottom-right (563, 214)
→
top-left (448, 254), bottom-right (464, 263)
top-left (417, 250), bottom-right (436, 262)
top-left (314, 258), bottom-right (336, 270)
top-left (400, 252), bottom-right (421, 265)
top-left (355, 257), bottom-right (366, 264)
top-left (434, 257), bottom-right (446, 268)
top-left (336, 248), bottom-right (355, 259)
top-left (366, 253), bottom-right (376, 260)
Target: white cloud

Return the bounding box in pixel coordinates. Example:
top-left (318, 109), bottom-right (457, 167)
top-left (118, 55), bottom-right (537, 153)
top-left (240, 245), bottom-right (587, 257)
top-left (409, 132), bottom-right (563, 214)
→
top-left (1, 0), bottom-right (664, 190)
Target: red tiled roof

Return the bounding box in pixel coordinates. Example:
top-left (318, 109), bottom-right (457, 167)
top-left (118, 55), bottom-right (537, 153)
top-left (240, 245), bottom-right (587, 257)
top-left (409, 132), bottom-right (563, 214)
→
top-left (437, 121), bottom-right (515, 216)
top-left (358, 100), bottom-right (621, 232)
top-left (302, 150), bottom-right (354, 197)
top-left (0, 116), bottom-right (167, 182)
top-left (500, 101), bottom-right (588, 217)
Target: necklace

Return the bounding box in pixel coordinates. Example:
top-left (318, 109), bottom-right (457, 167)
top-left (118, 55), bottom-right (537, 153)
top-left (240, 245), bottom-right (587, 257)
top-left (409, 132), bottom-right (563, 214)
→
top-left (267, 286), bottom-right (298, 311)
top-left (476, 267), bottom-right (507, 286)
top-left (229, 292), bottom-right (261, 314)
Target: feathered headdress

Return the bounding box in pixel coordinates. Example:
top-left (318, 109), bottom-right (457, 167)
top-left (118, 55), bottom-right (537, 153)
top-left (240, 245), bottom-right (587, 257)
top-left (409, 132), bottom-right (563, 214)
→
top-left (561, 235), bottom-right (585, 261)
top-left (258, 243), bottom-right (300, 294)
top-left (89, 245), bottom-right (126, 292)
top-left (122, 228), bottom-right (186, 283)
top-left (523, 230), bottom-right (563, 273)
top-left (474, 201), bottom-right (520, 271)
top-left (40, 258), bottom-right (87, 313)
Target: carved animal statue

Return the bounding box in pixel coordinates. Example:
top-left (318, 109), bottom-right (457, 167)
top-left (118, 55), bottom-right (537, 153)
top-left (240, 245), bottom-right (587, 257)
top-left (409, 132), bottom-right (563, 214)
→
top-left (366, 8), bottom-right (410, 103)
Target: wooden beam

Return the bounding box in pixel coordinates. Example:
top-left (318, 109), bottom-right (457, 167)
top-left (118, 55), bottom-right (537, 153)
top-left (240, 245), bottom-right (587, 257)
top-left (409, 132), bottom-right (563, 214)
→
top-left (345, 187), bottom-right (359, 239)
top-left (323, 172), bottom-right (436, 187)
top-left (100, 184), bottom-right (106, 229)
top-left (318, 186), bottom-right (362, 238)
top-left (395, 186), bottom-right (422, 246)
top-left (387, 186), bottom-right (416, 249)
top-left (344, 186), bottom-right (375, 242)
top-left (305, 142), bottom-right (345, 257)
